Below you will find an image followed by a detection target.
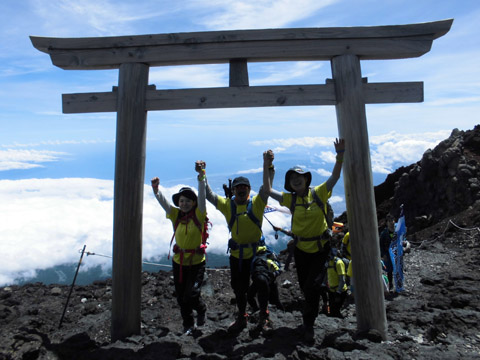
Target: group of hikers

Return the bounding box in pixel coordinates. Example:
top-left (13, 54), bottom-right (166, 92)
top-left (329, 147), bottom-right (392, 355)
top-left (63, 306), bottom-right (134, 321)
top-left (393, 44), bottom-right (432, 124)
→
top-left (150, 137), bottom-right (406, 343)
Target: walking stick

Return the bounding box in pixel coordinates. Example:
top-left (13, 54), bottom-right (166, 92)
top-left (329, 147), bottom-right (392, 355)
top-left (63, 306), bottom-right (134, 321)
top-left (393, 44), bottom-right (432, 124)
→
top-left (59, 244), bottom-right (86, 329)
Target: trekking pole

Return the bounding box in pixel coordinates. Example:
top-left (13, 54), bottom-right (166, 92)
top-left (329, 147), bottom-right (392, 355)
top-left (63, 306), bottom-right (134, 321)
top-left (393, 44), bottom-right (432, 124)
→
top-left (59, 244), bottom-right (86, 329)
top-left (263, 215), bottom-right (279, 239)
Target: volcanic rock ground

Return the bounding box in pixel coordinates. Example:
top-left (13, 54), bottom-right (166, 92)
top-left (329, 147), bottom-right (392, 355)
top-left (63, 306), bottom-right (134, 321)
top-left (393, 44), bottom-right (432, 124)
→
top-left (1, 127), bottom-right (480, 359)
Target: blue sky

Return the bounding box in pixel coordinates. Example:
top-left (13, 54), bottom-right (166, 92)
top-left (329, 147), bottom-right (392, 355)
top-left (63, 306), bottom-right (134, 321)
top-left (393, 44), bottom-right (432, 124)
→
top-left (0, 0), bottom-right (479, 285)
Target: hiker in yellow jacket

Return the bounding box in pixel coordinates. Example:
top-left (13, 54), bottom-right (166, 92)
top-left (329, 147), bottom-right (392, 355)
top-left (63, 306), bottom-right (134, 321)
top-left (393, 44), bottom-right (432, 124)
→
top-left (205, 163), bottom-right (274, 333)
top-left (262, 138), bottom-right (345, 342)
top-left (151, 161), bottom-right (207, 335)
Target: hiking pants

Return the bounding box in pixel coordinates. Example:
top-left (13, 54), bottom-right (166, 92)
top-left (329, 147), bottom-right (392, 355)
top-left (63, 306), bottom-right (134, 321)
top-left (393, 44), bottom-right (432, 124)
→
top-left (328, 291), bottom-right (347, 317)
top-left (251, 272), bottom-right (272, 314)
top-left (294, 246), bottom-right (329, 328)
top-left (173, 260), bottom-right (206, 328)
top-left (229, 256), bottom-right (253, 315)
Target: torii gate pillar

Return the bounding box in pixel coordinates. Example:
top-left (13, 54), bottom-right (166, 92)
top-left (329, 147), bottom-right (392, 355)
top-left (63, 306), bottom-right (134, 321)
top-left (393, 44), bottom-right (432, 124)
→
top-left (111, 63), bottom-right (149, 341)
top-left (332, 54), bottom-right (386, 336)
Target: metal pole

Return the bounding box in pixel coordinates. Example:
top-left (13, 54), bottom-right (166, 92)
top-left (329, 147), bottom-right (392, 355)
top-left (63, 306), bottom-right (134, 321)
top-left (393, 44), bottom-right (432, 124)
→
top-left (59, 244), bottom-right (86, 329)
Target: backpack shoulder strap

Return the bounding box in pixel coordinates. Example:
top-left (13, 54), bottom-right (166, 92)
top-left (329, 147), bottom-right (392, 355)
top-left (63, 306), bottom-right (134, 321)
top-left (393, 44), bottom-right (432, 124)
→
top-left (228, 199), bottom-right (237, 232)
top-left (290, 193), bottom-right (297, 215)
top-left (228, 198), bottom-right (262, 232)
top-left (310, 186), bottom-right (331, 223)
top-left (310, 186), bottom-right (325, 209)
top-left (246, 199), bottom-right (262, 230)
top-left (174, 210), bottom-right (203, 233)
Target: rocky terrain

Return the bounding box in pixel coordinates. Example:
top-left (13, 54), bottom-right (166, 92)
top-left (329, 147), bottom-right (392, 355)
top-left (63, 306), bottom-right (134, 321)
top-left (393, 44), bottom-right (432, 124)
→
top-left (1, 126), bottom-right (479, 360)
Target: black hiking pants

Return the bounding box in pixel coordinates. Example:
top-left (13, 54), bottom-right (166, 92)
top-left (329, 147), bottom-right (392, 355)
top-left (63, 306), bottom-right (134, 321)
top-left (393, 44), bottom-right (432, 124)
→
top-left (229, 256), bottom-right (253, 315)
top-left (173, 260), bottom-right (206, 328)
top-left (294, 246), bottom-right (329, 328)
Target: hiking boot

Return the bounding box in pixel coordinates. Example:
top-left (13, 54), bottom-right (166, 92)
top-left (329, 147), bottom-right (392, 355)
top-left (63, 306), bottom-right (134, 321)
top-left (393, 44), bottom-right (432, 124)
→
top-left (258, 316), bottom-right (273, 334)
top-left (321, 304), bottom-right (329, 315)
top-left (228, 313), bottom-right (248, 333)
top-left (303, 325), bottom-right (315, 343)
top-left (196, 311), bottom-right (206, 327)
top-left (183, 325), bottom-right (195, 336)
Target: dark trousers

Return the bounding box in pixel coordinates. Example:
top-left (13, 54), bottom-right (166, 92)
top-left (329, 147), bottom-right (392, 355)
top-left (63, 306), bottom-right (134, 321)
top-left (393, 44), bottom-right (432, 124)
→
top-left (229, 256), bottom-right (253, 315)
top-left (383, 254), bottom-right (394, 290)
top-left (328, 291), bottom-right (347, 317)
top-left (173, 260), bottom-right (206, 328)
top-left (294, 246), bottom-right (329, 327)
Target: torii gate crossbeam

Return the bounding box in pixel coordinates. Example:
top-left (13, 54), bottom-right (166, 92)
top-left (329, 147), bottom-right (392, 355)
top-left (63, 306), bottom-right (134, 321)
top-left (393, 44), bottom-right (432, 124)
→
top-left (30, 19), bottom-right (452, 342)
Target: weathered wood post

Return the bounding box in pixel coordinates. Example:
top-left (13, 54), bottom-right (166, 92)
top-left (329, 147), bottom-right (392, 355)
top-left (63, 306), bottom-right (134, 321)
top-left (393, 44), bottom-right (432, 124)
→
top-left (111, 63), bottom-right (149, 341)
top-left (331, 54), bottom-right (387, 339)
top-left (229, 59), bottom-right (249, 87)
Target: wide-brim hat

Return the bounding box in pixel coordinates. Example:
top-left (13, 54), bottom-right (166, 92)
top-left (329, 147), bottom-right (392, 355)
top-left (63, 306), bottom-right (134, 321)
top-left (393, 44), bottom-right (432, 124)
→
top-left (172, 187), bottom-right (197, 207)
top-left (284, 166), bottom-right (312, 192)
top-left (232, 176), bottom-right (251, 188)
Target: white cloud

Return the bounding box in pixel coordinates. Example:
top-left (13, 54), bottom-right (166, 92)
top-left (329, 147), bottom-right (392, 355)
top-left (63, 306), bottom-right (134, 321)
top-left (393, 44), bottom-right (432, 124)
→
top-left (194, 0), bottom-right (337, 29)
top-left (251, 62), bottom-right (326, 86)
top-left (250, 130), bottom-right (450, 176)
top-left (251, 136), bottom-right (334, 151)
top-left (30, 0), bottom-right (170, 37)
top-left (237, 167), bottom-right (262, 174)
top-left (0, 149), bottom-right (67, 171)
top-left (149, 65), bottom-right (228, 89)
top-left (313, 168), bottom-right (331, 177)
top-left (369, 130), bottom-right (450, 174)
top-left (0, 178), bottom-right (290, 286)
top-left (329, 195), bottom-right (343, 204)
top-left (1, 139), bottom-right (114, 149)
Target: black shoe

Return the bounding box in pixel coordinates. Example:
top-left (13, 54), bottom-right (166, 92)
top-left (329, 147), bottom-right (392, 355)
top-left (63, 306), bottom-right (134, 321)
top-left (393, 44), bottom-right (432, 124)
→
top-left (183, 325), bottom-right (195, 336)
top-left (303, 325), bottom-right (315, 343)
top-left (197, 311), bottom-right (206, 327)
top-left (228, 313), bottom-right (248, 333)
top-left (257, 311), bottom-right (273, 329)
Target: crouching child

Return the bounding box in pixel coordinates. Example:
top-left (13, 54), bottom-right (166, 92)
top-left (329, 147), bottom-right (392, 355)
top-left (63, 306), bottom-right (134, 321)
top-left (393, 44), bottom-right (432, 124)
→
top-left (247, 245), bottom-right (284, 334)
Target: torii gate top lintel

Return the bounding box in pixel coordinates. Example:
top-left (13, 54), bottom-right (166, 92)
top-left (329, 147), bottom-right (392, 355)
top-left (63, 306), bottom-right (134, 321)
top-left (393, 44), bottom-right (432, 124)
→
top-left (30, 19), bottom-right (452, 70)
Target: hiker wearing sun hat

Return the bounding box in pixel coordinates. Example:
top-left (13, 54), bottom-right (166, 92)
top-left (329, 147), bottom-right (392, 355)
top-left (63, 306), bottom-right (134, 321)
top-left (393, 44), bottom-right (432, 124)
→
top-left (205, 162), bottom-right (275, 334)
top-left (151, 161), bottom-right (209, 335)
top-left (262, 138), bottom-right (345, 343)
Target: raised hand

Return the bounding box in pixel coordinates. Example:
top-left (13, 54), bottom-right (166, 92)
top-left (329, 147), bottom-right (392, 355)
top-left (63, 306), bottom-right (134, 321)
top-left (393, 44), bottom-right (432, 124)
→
top-left (334, 138), bottom-right (345, 154)
top-left (263, 149), bottom-right (274, 167)
top-left (195, 160), bottom-right (206, 174)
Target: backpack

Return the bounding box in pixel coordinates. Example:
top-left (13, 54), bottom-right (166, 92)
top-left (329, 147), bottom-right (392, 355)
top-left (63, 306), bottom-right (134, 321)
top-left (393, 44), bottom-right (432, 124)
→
top-left (228, 198), bottom-right (262, 233)
top-left (168, 210), bottom-right (211, 283)
top-left (169, 210), bottom-right (211, 258)
top-left (289, 187), bottom-right (334, 231)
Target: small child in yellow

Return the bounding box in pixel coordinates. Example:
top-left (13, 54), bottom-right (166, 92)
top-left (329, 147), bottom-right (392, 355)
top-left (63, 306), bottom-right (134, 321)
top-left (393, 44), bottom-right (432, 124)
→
top-left (326, 248), bottom-right (348, 318)
top-left (340, 231), bottom-right (354, 294)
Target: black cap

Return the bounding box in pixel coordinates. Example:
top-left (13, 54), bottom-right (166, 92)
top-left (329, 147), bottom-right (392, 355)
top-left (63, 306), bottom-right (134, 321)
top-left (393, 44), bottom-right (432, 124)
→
top-left (232, 176), bottom-right (250, 188)
top-left (172, 187), bottom-right (197, 207)
top-left (284, 166), bottom-right (312, 192)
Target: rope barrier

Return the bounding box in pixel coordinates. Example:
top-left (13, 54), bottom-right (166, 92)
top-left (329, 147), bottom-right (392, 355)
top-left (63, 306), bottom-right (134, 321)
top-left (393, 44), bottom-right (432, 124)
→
top-left (82, 250), bottom-right (230, 271)
top-left (446, 220), bottom-right (480, 234)
top-left (415, 219), bottom-right (479, 248)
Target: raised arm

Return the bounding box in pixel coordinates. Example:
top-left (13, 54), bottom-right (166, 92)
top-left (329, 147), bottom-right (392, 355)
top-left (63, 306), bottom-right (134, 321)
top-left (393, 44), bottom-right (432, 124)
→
top-left (201, 162), bottom-right (219, 207)
top-left (195, 160), bottom-right (207, 213)
top-left (151, 177), bottom-right (173, 215)
top-left (326, 138), bottom-right (345, 192)
top-left (263, 149), bottom-right (283, 202)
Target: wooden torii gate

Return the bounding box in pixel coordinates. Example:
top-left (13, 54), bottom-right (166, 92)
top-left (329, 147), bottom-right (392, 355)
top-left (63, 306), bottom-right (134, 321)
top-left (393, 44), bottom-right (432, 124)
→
top-left (31, 19), bottom-right (452, 341)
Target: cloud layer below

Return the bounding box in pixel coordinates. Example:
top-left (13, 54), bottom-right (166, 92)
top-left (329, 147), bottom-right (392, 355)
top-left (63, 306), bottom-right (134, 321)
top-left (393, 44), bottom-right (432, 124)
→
top-left (0, 129), bottom-right (453, 285)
